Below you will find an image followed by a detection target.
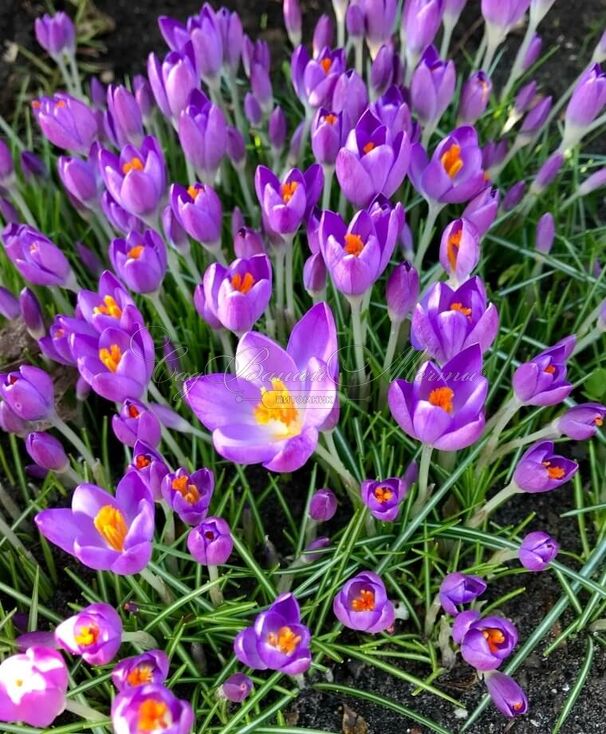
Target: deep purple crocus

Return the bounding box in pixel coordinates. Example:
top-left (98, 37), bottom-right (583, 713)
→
top-left (35, 471), bottom-right (155, 574)
top-left (388, 344), bottom-right (488, 450)
top-left (25, 432), bottom-right (68, 473)
top-left (512, 336), bottom-right (575, 406)
top-left (0, 365), bottom-right (54, 421)
top-left (512, 441), bottom-right (578, 493)
top-left (291, 46), bottom-right (345, 110)
top-left (111, 683), bottom-right (194, 734)
top-left (219, 673), bottom-right (253, 703)
top-left (311, 109), bottom-right (345, 166)
top-left (109, 229), bottom-right (168, 294)
top-left (458, 71), bottom-right (492, 124)
top-left (309, 488), bottom-right (338, 521)
top-left (518, 531), bottom-right (559, 571)
top-left (411, 277), bottom-right (499, 363)
top-left (32, 93), bottom-right (97, 154)
top-left (112, 650), bottom-right (170, 691)
top-left (462, 186), bottom-right (499, 237)
top-left (234, 594), bottom-right (311, 675)
top-left (0, 286), bottom-right (19, 320)
top-left (335, 110), bottom-right (411, 208)
top-left (162, 467), bottom-right (214, 526)
top-left (460, 614), bottom-right (518, 671)
top-left (386, 261), bottom-right (420, 322)
top-left (170, 182), bottom-right (223, 253)
top-left (187, 516), bottom-right (233, 565)
top-left (255, 164), bottom-right (322, 236)
top-left (439, 218), bottom-right (480, 282)
top-left (179, 90), bottom-right (227, 182)
top-left (333, 571), bottom-right (395, 633)
top-left (55, 603), bottom-right (122, 666)
top-left (360, 477), bottom-right (409, 521)
top-left (555, 403), bottom-right (606, 440)
top-left (112, 399), bottom-right (162, 448)
top-left (485, 671), bottom-right (529, 718)
top-left (411, 45), bottom-right (456, 128)
top-left (3, 223), bottom-right (76, 289)
top-left (439, 572), bottom-right (487, 615)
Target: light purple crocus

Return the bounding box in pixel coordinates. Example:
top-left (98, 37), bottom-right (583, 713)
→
top-left (35, 471), bottom-right (155, 574)
top-left (311, 109), bottom-right (345, 166)
top-left (130, 441), bottom-right (170, 501)
top-left (319, 201), bottom-right (404, 297)
top-left (34, 12), bottom-right (75, 58)
top-left (439, 572), bottom-right (487, 615)
top-left (411, 277), bottom-right (499, 363)
top-left (111, 683), bottom-right (194, 734)
top-left (0, 647), bottom-right (68, 727)
top-left (2, 223), bottom-right (76, 289)
top-left (333, 571), bottom-right (395, 633)
top-left (411, 45), bottom-right (456, 127)
top-left (462, 186), bottom-right (499, 237)
top-left (481, 0), bottom-right (530, 33)
top-left (512, 441), bottom-right (578, 493)
top-left (77, 270), bottom-right (144, 335)
top-left (187, 516), bottom-right (233, 565)
top-left (219, 673), bottom-right (253, 703)
top-left (309, 488), bottom-right (338, 521)
top-left (386, 261), bottom-right (420, 322)
top-left (518, 531), bottom-right (558, 571)
top-left (335, 110), bottom-right (411, 208)
top-left (0, 365), bottom-right (54, 421)
top-left (563, 63), bottom-right (606, 143)
top-left (291, 46), bottom-right (345, 109)
top-left (512, 336), bottom-right (575, 406)
top-left (360, 477), bottom-right (409, 521)
top-left (485, 671), bottom-right (529, 718)
top-left (409, 126), bottom-right (486, 204)
top-left (460, 614), bottom-right (518, 670)
top-left (161, 467), bottom-right (214, 526)
top-left (535, 212), bottom-right (555, 254)
top-left (170, 182), bottom-right (223, 254)
top-left (234, 594), bottom-right (311, 675)
top-left (458, 71), bottom-right (492, 124)
top-left (112, 650), bottom-right (170, 691)
top-left (32, 93), bottom-right (97, 154)
top-left (255, 164), bottom-right (323, 235)
top-left (555, 403), bottom-right (606, 440)
top-left (402, 0), bottom-right (445, 59)
top-left (58, 155), bottom-right (100, 210)
top-left (147, 43), bottom-right (199, 123)
top-left (25, 432), bottom-right (68, 473)
top-left (179, 90), bottom-right (227, 182)
top-left (55, 603), bottom-right (122, 666)
top-left (0, 286), bottom-right (19, 320)
top-left (202, 255), bottom-right (272, 335)
top-left (107, 85), bottom-right (144, 147)
top-left (439, 218), bottom-right (480, 282)
top-left (109, 229), bottom-right (168, 294)
top-left (388, 344), bottom-right (488, 450)
top-left (112, 399), bottom-right (162, 448)
top-left (359, 0), bottom-right (398, 58)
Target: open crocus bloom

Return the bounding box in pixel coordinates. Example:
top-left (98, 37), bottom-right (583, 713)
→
top-left (513, 440), bottom-right (578, 493)
top-left (184, 303), bottom-right (338, 472)
top-left (55, 602), bottom-right (122, 665)
top-left (35, 471), bottom-right (155, 574)
top-left (111, 683), bottom-right (194, 734)
top-left (112, 650), bottom-right (170, 691)
top-left (333, 571), bottom-right (395, 633)
top-left (460, 614), bottom-right (518, 671)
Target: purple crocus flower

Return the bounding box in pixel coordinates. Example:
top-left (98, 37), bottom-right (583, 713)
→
top-left (55, 603), bottom-right (122, 666)
top-left (112, 650), bottom-right (170, 691)
top-left (170, 182), bottom-right (223, 253)
top-left (439, 218), bottom-right (480, 282)
top-left (512, 336), bottom-right (575, 406)
top-left (2, 223), bottom-right (76, 289)
top-left (530, 151), bottom-right (564, 194)
top-left (359, 0), bottom-right (398, 58)
top-left (284, 0), bottom-right (302, 46)
top-left (0, 400), bottom-right (28, 434)
top-left (535, 212), bottom-right (555, 254)
top-left (458, 71), bottom-right (492, 124)
top-left (25, 432), bottom-right (68, 473)
top-left (0, 365), bottom-right (54, 421)
top-left (311, 109), bottom-right (345, 166)
top-left (309, 488), bottom-right (338, 521)
top-left (462, 186), bottom-right (499, 237)
top-left (184, 303), bottom-right (338, 472)
top-left (333, 571), bottom-right (395, 633)
top-left (319, 202), bottom-right (404, 297)
top-left (38, 314), bottom-right (93, 366)
top-left (98, 136), bottom-right (166, 220)
top-left (512, 441), bottom-right (578, 493)
top-left (130, 441), bottom-right (170, 501)
top-left (219, 673), bottom-right (253, 703)
top-left (409, 126), bottom-right (485, 204)
top-left (77, 270), bottom-right (143, 334)
top-left (555, 403), bottom-right (606, 440)
top-left (411, 277), bottom-right (499, 363)
top-left (481, 0), bottom-right (530, 33)
top-left (411, 45), bottom-right (456, 127)
top-left (386, 261), bottom-right (420, 322)
top-left (109, 229), bottom-right (168, 294)
top-left (332, 70), bottom-right (369, 131)
top-left (291, 46), bottom-right (345, 109)
top-left (111, 683), bottom-right (194, 734)
top-left (202, 255), bottom-right (272, 335)
top-left (234, 594), bottom-right (311, 675)
top-left (370, 45), bottom-right (400, 98)
top-left (34, 12), bottom-right (75, 58)
top-left (460, 615), bottom-right (518, 671)
top-left (518, 530), bottom-right (558, 571)
top-left (255, 164), bottom-right (323, 236)
top-left (35, 471), bottom-right (155, 574)
top-left (485, 671), bottom-right (529, 718)
top-left (112, 399), bottom-right (162, 448)
top-left (269, 106), bottom-right (287, 153)
top-left (439, 572), bottom-right (487, 615)
top-left (161, 467), bottom-right (214, 526)
top-left (187, 516), bottom-right (233, 565)
top-left (388, 344), bottom-right (488, 450)
top-left (502, 181), bottom-right (526, 211)
top-left (58, 155), bottom-right (100, 209)
top-left (0, 647), bottom-right (68, 727)
top-left (32, 93), bottom-right (97, 154)
top-left (564, 63), bottom-right (606, 133)
top-left (402, 0), bottom-right (445, 59)
top-left (360, 477), bottom-right (409, 521)
top-left (0, 286), bottom-right (19, 320)
top-left (20, 150), bottom-right (48, 181)
top-left (335, 110), bottom-right (411, 208)
top-left (19, 287), bottom-right (44, 339)
top-left (147, 43), bottom-right (199, 123)
top-left (451, 609), bottom-right (481, 643)
top-left (179, 90), bottom-right (227, 182)
top-left (101, 191), bottom-right (145, 234)
top-left (107, 85), bottom-right (144, 147)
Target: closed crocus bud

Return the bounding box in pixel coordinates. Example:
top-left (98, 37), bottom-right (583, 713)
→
top-left (411, 45), bottom-right (455, 127)
top-left (522, 33), bottom-right (542, 71)
top-left (25, 431), bottom-right (68, 472)
top-left (147, 44), bottom-right (199, 123)
top-left (227, 126), bottom-right (246, 166)
top-left (481, 0), bottom-right (530, 33)
top-left (133, 75), bottom-right (154, 122)
top-left (346, 4), bottom-right (365, 38)
top-left (32, 93), bottom-right (97, 154)
top-left (402, 0), bottom-right (444, 63)
top-left (107, 85), bottom-right (144, 146)
top-left (518, 530), bottom-right (558, 571)
top-left (19, 288), bottom-right (45, 339)
top-left (313, 15), bottom-right (334, 57)
top-left (519, 95), bottom-right (552, 138)
top-left (244, 92), bottom-right (263, 126)
top-left (359, 0), bottom-right (398, 59)
top-left (162, 467), bottom-right (214, 526)
top-left (555, 403), bottom-right (606, 440)
top-left (111, 650), bottom-right (169, 691)
top-left (284, 0), bottom-right (302, 47)
top-left (592, 29), bottom-right (606, 63)
top-left (55, 602), bottom-right (122, 666)
top-left (502, 181), bottom-right (525, 211)
top-left (370, 44), bottom-right (395, 97)
top-left (462, 186), bottom-right (499, 237)
top-left (20, 151), bottom-right (47, 181)
top-left (439, 218), bottom-right (480, 282)
top-left (251, 63), bottom-right (273, 115)
top-left (0, 365), bottom-right (54, 421)
top-left (170, 183), bottom-right (223, 254)
top-left (162, 205), bottom-right (189, 254)
top-left (58, 155), bottom-right (99, 209)
top-left (0, 139), bottom-right (13, 185)
top-left (439, 572), bottom-right (486, 614)
top-left (111, 684), bottom-right (194, 734)
top-left (0, 197), bottom-right (19, 225)
top-left (513, 440), bottom-right (578, 493)
top-left (535, 212), bottom-right (555, 254)
top-left (234, 227), bottom-right (265, 258)
top-left (458, 71), bottom-right (492, 124)
top-left (109, 229), bottom-right (168, 294)
top-left (269, 106), bottom-right (287, 152)
top-left (309, 488), bottom-right (338, 521)
top-left (179, 90), bottom-right (227, 182)
top-left (193, 6), bottom-right (224, 84)
top-left (360, 476), bottom-right (409, 521)
top-left (485, 671), bottom-right (528, 718)
top-left (311, 109), bottom-right (344, 166)
top-left (332, 69), bottom-right (369, 129)
top-left (514, 80), bottom-right (537, 114)
top-left (0, 286), bottom-right (19, 319)
top-left (304, 252), bottom-right (327, 295)
top-left (563, 63), bottom-right (606, 148)
top-left (0, 399), bottom-right (28, 434)
top-left (219, 673), bottom-right (253, 703)
top-left (482, 139), bottom-right (509, 170)
top-left (0, 647), bottom-right (68, 728)
top-left (460, 614), bottom-right (518, 671)
top-left (513, 336), bottom-right (575, 406)
top-left (386, 261), bottom-right (419, 321)
top-left (112, 399), bottom-right (162, 448)
top-left (333, 571), bottom-right (395, 633)
top-left (2, 223), bottom-right (77, 289)
top-left (34, 12), bottom-right (75, 58)
top-left (578, 167), bottom-right (606, 197)
top-left (188, 516), bottom-right (233, 565)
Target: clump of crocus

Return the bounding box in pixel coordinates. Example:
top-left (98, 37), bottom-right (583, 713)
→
top-left (234, 594), bottom-right (311, 675)
top-left (111, 683), bottom-right (194, 734)
top-left (333, 571), bottom-right (395, 633)
top-left (35, 471), bottom-right (155, 574)
top-left (112, 650), bottom-right (170, 691)
top-left (55, 602), bottom-right (122, 666)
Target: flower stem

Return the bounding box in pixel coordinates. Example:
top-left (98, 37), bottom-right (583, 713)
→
top-left (140, 567), bottom-right (173, 604)
top-left (50, 414), bottom-right (103, 484)
top-left (147, 292), bottom-right (180, 346)
top-left (491, 424), bottom-right (559, 462)
top-left (284, 235), bottom-right (296, 326)
top-left (315, 439), bottom-right (359, 505)
top-left (274, 246), bottom-right (286, 336)
top-left (10, 188), bottom-right (38, 228)
top-left (64, 699), bottom-right (106, 723)
top-left (411, 445), bottom-right (433, 516)
top-left (65, 51), bottom-right (84, 98)
top-left (501, 20), bottom-right (537, 101)
top-left (348, 295), bottom-right (367, 392)
top-left (467, 481), bottom-right (520, 528)
top-left (414, 201), bottom-right (442, 271)
top-left (207, 564), bottom-right (224, 606)
top-left (477, 398), bottom-right (521, 470)
top-left (322, 166), bottom-right (334, 211)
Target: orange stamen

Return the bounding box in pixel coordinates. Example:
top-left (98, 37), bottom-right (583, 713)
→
top-left (93, 295), bottom-right (122, 319)
top-left (482, 627), bottom-right (505, 654)
top-left (363, 141), bottom-right (376, 155)
top-left (344, 233), bottom-right (365, 257)
top-left (323, 113), bottom-right (338, 125)
top-left (137, 699), bottom-right (171, 731)
top-left (128, 404), bottom-right (140, 419)
top-left (440, 144), bottom-right (463, 178)
top-left (171, 475), bottom-right (200, 504)
top-left (447, 229), bottom-right (462, 271)
top-left (187, 184), bottom-right (200, 200)
top-left (231, 272), bottom-right (255, 294)
top-left (373, 486), bottom-right (394, 504)
top-left (595, 416), bottom-right (603, 426)
top-left (74, 623), bottom-right (100, 647)
top-left (450, 302), bottom-right (472, 318)
top-left (267, 626), bottom-right (301, 655)
top-left (126, 664), bottom-right (154, 687)
top-left (99, 344), bottom-right (122, 373)
top-left (428, 386), bottom-right (454, 413)
top-left (127, 245), bottom-right (144, 259)
top-left (351, 589), bottom-right (375, 612)
top-left (122, 157), bottom-right (144, 174)
top-left (135, 454), bottom-right (152, 469)
top-left (94, 506), bottom-right (128, 552)
top-left (320, 58), bottom-right (332, 74)
top-left (544, 365), bottom-right (556, 374)
top-left (281, 181), bottom-right (298, 203)
top-left (542, 461), bottom-right (565, 480)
